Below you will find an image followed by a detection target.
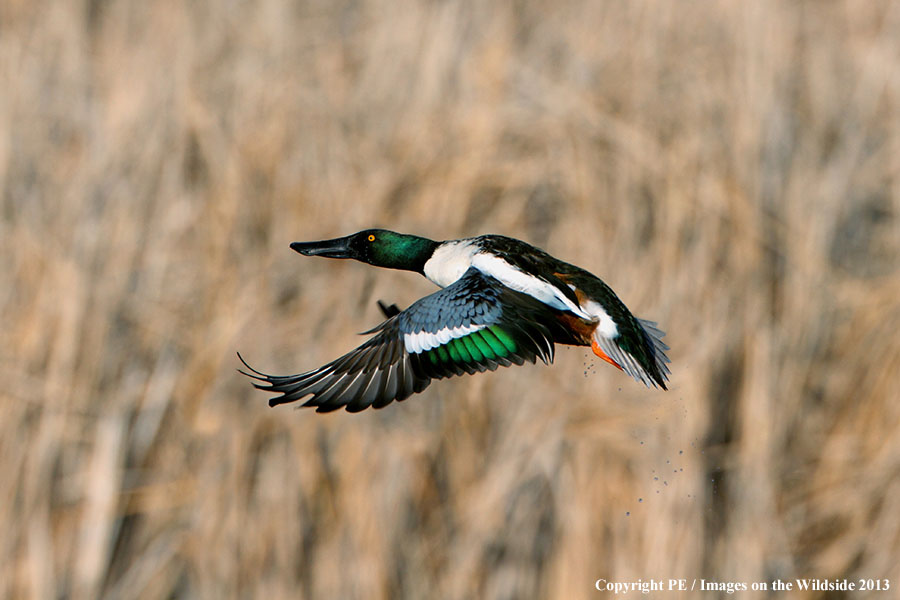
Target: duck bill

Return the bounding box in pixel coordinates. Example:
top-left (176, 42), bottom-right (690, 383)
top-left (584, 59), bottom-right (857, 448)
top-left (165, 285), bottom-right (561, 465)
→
top-left (290, 236), bottom-right (354, 259)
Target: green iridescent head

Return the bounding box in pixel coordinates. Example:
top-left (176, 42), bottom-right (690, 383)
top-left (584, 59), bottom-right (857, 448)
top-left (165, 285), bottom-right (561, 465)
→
top-left (290, 229), bottom-right (439, 273)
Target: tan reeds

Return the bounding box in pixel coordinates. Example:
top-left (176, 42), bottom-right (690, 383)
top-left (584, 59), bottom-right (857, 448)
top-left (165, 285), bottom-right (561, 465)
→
top-left (2, 1), bottom-right (899, 598)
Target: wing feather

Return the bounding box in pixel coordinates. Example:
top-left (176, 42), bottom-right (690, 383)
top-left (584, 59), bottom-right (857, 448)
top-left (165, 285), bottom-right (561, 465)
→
top-left (240, 268), bottom-right (561, 412)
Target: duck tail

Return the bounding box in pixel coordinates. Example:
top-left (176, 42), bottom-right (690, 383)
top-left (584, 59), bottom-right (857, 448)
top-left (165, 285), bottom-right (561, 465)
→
top-left (591, 319), bottom-right (670, 389)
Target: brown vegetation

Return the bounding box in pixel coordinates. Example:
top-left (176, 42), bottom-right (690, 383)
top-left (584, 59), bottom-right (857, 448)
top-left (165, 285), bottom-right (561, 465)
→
top-left (2, 0), bottom-right (899, 598)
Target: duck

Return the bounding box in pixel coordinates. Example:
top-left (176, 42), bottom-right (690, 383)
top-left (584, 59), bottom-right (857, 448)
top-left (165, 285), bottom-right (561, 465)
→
top-left (239, 230), bottom-right (670, 412)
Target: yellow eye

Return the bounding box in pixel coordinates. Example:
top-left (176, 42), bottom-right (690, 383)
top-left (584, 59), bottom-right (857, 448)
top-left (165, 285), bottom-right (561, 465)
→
top-left (368, 234), bottom-right (375, 242)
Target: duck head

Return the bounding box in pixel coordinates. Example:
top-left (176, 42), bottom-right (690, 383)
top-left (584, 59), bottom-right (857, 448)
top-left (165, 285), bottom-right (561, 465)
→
top-left (291, 229), bottom-right (439, 273)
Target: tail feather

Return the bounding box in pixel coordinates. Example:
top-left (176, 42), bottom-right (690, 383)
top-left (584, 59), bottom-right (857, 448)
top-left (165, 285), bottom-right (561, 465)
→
top-left (638, 318), bottom-right (671, 373)
top-left (593, 319), bottom-right (670, 389)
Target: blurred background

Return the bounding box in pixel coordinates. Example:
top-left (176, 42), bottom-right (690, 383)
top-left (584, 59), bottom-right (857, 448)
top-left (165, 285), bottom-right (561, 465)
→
top-left (2, 0), bottom-right (899, 598)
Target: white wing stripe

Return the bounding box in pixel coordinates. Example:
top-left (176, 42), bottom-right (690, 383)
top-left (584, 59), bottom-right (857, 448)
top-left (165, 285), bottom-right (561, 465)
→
top-left (404, 324), bottom-right (486, 354)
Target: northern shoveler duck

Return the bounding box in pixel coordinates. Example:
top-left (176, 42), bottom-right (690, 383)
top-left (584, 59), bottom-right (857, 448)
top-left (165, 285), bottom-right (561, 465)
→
top-left (240, 230), bottom-right (670, 412)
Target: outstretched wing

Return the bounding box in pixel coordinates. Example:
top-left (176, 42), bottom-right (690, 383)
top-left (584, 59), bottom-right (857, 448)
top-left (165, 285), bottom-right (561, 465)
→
top-left (240, 268), bottom-right (560, 413)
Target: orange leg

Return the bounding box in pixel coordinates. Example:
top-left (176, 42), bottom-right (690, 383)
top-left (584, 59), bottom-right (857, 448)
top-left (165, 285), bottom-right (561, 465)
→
top-left (592, 338), bottom-right (623, 371)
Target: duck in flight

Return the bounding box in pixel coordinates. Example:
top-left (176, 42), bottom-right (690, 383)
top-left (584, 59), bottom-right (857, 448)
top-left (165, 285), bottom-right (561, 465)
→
top-left (239, 230), bottom-right (670, 412)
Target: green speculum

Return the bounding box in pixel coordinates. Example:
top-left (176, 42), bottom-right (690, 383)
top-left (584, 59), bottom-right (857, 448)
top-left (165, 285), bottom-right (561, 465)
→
top-left (425, 327), bottom-right (516, 365)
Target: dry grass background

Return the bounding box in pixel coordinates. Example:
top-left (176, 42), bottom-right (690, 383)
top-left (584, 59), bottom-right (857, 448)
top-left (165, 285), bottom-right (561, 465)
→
top-left (2, 0), bottom-right (900, 598)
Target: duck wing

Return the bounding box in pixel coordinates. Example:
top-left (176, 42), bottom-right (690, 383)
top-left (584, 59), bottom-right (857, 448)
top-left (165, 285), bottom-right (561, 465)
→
top-left (239, 267), bottom-right (560, 413)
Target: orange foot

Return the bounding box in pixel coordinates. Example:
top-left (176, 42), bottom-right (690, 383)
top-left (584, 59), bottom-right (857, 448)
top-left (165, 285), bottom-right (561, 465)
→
top-left (592, 338), bottom-right (623, 371)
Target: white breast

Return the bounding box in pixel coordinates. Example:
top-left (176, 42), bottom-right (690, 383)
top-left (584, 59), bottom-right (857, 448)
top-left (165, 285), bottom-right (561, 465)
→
top-left (423, 240), bottom-right (478, 287)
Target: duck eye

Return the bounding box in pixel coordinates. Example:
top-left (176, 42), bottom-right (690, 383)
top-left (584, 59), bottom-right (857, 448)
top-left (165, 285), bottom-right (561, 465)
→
top-left (367, 234), bottom-right (376, 242)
